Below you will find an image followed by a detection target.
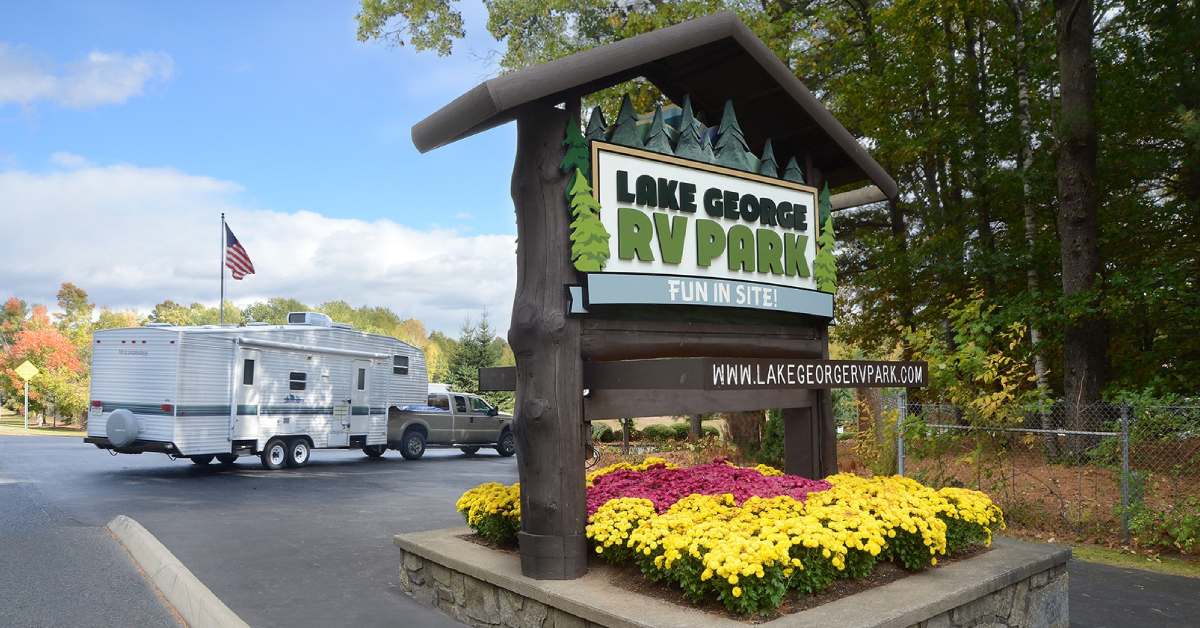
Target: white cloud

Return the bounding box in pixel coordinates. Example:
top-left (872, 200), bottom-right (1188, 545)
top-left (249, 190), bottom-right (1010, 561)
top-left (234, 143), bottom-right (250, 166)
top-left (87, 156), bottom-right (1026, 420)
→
top-left (0, 158), bottom-right (517, 334)
top-left (49, 151), bottom-right (90, 168)
top-left (0, 43), bottom-right (173, 109)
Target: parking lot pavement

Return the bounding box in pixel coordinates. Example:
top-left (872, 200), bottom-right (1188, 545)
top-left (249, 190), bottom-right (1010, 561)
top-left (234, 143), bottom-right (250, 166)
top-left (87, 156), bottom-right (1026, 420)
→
top-left (0, 435), bottom-right (518, 628)
top-left (1069, 559), bottom-right (1200, 628)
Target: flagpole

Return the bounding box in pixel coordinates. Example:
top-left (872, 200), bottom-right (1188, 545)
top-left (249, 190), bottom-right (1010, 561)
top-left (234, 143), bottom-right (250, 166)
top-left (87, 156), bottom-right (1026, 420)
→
top-left (220, 212), bottom-right (226, 325)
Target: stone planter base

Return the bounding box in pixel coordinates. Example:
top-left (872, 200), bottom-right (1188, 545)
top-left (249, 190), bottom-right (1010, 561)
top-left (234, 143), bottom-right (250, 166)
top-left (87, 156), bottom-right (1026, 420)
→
top-left (395, 528), bottom-right (1069, 628)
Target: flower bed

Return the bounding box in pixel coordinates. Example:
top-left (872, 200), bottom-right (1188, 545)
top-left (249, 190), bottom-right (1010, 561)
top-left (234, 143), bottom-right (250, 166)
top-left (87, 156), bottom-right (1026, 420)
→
top-left (456, 461), bottom-right (1004, 616)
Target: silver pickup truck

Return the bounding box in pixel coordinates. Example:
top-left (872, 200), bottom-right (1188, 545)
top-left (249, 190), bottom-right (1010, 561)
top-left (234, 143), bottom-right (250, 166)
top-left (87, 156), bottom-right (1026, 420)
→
top-left (384, 390), bottom-right (515, 459)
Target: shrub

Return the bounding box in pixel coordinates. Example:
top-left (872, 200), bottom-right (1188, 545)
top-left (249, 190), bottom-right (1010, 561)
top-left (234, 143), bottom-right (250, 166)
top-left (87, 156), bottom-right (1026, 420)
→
top-left (641, 424), bottom-right (677, 441)
top-left (455, 482), bottom-right (520, 546)
top-left (591, 423), bottom-right (615, 443)
top-left (670, 422), bottom-right (690, 440)
top-left (1130, 498), bottom-right (1200, 554)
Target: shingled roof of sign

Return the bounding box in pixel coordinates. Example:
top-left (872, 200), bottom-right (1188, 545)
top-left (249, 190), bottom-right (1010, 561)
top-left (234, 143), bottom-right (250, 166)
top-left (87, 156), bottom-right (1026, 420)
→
top-left (411, 11), bottom-right (897, 198)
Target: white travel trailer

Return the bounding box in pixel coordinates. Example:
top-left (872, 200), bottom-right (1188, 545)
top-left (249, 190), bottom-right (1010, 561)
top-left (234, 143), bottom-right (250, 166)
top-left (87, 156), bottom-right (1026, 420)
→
top-left (85, 312), bottom-right (428, 469)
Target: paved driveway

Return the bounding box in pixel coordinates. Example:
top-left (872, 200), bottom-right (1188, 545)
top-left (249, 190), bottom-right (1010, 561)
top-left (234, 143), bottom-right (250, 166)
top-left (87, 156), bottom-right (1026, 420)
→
top-left (2, 435), bottom-right (1197, 628)
top-left (0, 435), bottom-right (516, 628)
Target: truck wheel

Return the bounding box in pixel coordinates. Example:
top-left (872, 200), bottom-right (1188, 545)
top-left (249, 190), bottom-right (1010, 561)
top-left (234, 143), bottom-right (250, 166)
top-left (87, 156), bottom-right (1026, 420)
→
top-left (190, 455), bottom-right (214, 465)
top-left (400, 430), bottom-right (426, 460)
top-left (459, 446), bottom-right (480, 456)
top-left (286, 438), bottom-right (311, 468)
top-left (495, 431), bottom-right (516, 457)
top-left (260, 438), bottom-right (288, 470)
top-left (216, 453), bottom-right (238, 465)
top-left (363, 444), bottom-right (387, 459)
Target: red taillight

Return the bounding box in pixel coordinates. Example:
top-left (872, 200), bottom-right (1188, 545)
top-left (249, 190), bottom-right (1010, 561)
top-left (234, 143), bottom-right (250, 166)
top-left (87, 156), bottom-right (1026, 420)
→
top-left (161, 403), bottom-right (174, 414)
top-left (91, 400), bottom-right (103, 407)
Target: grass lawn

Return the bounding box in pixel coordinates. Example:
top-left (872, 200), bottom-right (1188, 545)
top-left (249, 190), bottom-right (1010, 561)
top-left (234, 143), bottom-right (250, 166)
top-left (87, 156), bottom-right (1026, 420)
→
top-left (1070, 543), bottom-right (1200, 579)
top-left (0, 408), bottom-right (86, 437)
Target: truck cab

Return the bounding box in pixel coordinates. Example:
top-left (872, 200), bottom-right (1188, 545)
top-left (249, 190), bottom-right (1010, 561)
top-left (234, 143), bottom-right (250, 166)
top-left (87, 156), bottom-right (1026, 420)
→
top-left (386, 390), bottom-right (515, 459)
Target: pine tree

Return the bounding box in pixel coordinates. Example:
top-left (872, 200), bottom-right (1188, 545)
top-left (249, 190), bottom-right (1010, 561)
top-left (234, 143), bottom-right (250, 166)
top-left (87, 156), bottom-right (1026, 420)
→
top-left (560, 113), bottom-right (589, 178)
top-left (699, 129), bottom-right (716, 163)
top-left (758, 138), bottom-right (779, 178)
top-left (813, 184), bottom-right (837, 293)
top-left (673, 95), bottom-right (709, 161)
top-left (713, 99), bottom-right (757, 172)
top-left (585, 107), bottom-right (607, 143)
top-left (608, 94), bottom-right (641, 148)
top-left (567, 169), bottom-right (610, 272)
top-left (781, 156), bottom-right (806, 184)
top-left (643, 104), bottom-right (673, 155)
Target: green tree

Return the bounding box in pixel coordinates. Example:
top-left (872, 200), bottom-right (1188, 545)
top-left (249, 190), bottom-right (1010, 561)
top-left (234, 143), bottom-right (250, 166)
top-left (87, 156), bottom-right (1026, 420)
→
top-left (713, 100), bottom-right (756, 172)
top-left (244, 297), bottom-right (310, 324)
top-left (814, 185), bottom-right (837, 293)
top-left (781, 157), bottom-right (805, 184)
top-left (758, 138), bottom-right (778, 178)
top-left (95, 309), bottom-right (143, 330)
top-left (643, 104), bottom-right (673, 154)
top-left (584, 107), bottom-right (607, 143)
top-left (446, 315), bottom-right (502, 398)
top-left (673, 95), bottom-right (708, 162)
top-left (54, 282), bottom-right (94, 353)
top-left (567, 169), bottom-right (611, 272)
top-left (608, 94), bottom-right (641, 148)
top-left (561, 113), bottom-right (590, 178)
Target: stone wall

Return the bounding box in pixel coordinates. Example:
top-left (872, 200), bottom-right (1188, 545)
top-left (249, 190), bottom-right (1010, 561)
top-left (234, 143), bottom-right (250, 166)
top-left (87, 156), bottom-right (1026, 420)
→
top-left (398, 547), bottom-right (600, 628)
top-left (910, 563), bottom-right (1068, 628)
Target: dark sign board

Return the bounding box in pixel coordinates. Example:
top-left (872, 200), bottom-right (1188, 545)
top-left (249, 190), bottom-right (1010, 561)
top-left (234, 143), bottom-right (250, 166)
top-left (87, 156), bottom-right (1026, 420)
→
top-left (481, 358), bottom-right (926, 392)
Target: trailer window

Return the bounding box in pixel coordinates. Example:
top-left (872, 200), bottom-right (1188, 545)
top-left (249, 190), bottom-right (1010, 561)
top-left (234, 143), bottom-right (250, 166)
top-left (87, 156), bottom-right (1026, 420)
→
top-left (392, 355), bottom-right (409, 375)
top-left (289, 372), bottom-right (307, 391)
top-left (427, 394), bottom-right (449, 410)
top-left (454, 395), bottom-right (468, 413)
top-left (357, 368), bottom-right (366, 391)
top-left (242, 359), bottom-right (255, 386)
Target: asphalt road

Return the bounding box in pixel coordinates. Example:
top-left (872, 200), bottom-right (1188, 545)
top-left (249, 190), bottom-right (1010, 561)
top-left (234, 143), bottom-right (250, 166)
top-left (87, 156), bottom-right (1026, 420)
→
top-left (2, 435), bottom-right (1197, 628)
top-left (0, 435), bottom-right (517, 628)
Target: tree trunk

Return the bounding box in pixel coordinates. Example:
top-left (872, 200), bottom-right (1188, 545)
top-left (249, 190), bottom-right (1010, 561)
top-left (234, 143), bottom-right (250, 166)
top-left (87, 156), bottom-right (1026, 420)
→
top-left (508, 101), bottom-right (587, 580)
top-left (689, 413), bottom-right (702, 441)
top-left (1055, 0), bottom-right (1106, 429)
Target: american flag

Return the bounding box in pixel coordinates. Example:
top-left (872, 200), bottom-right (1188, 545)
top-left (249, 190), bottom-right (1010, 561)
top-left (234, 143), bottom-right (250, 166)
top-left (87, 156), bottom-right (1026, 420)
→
top-left (224, 223), bottom-right (256, 280)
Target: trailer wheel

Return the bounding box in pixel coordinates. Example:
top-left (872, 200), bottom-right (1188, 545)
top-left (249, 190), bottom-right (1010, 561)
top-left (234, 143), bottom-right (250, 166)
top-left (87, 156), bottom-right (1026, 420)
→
top-left (459, 446), bottom-right (480, 456)
top-left (400, 429), bottom-right (426, 460)
top-left (216, 454), bottom-right (238, 465)
top-left (286, 438), bottom-right (311, 468)
top-left (190, 455), bottom-right (214, 465)
top-left (363, 444), bottom-right (387, 459)
top-left (495, 430), bottom-right (516, 457)
top-left (260, 438), bottom-right (288, 470)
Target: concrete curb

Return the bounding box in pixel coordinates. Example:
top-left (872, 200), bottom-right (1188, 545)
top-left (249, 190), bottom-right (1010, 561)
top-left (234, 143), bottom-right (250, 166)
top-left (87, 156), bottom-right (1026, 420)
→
top-left (107, 515), bottom-right (250, 628)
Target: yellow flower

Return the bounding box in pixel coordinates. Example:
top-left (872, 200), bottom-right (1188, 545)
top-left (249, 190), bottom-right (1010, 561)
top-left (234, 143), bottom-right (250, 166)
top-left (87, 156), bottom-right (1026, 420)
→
top-left (732, 586), bottom-right (743, 598)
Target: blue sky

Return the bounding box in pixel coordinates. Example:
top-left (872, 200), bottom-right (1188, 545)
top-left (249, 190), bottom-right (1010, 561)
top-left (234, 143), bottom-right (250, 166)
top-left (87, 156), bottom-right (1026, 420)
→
top-left (1, 1), bottom-right (523, 333)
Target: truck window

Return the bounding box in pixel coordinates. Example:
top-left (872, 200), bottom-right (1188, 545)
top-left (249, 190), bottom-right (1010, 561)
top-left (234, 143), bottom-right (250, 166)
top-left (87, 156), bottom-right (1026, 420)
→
top-left (289, 372), bottom-right (306, 391)
top-left (393, 355), bottom-right (409, 375)
top-left (427, 394), bottom-right (449, 411)
top-left (454, 395), bottom-right (468, 413)
top-left (471, 397), bottom-right (492, 413)
top-left (242, 359), bottom-right (255, 386)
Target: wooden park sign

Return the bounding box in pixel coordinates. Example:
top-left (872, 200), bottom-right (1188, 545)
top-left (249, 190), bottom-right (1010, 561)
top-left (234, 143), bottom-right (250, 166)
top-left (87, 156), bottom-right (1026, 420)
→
top-left (412, 12), bottom-right (907, 580)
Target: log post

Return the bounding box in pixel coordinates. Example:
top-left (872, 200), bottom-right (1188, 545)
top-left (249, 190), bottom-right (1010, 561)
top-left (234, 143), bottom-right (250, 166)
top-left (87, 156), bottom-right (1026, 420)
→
top-left (508, 101), bottom-right (588, 580)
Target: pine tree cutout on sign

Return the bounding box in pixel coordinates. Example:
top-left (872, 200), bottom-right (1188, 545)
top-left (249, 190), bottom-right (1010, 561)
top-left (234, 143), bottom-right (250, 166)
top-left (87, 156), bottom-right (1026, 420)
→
top-left (673, 95), bottom-right (709, 162)
top-left (699, 129), bottom-right (716, 163)
top-left (561, 114), bottom-right (589, 179)
top-left (713, 100), bottom-right (757, 172)
top-left (782, 156), bottom-right (806, 184)
top-left (813, 184), bottom-right (837, 293)
top-left (608, 94), bottom-right (642, 148)
top-left (567, 169), bottom-right (610, 272)
top-left (643, 104), bottom-right (673, 155)
top-left (585, 107), bottom-right (607, 143)
top-left (758, 138), bottom-right (779, 178)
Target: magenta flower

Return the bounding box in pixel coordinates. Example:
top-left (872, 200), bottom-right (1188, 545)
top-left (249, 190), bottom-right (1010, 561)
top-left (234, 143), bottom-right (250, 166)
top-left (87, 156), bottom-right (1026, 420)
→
top-left (586, 461), bottom-right (830, 515)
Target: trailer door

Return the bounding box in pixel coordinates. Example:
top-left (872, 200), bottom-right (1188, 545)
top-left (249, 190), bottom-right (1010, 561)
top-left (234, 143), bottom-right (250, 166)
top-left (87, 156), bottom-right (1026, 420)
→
top-left (349, 359), bottom-right (370, 435)
top-left (234, 349), bottom-right (261, 439)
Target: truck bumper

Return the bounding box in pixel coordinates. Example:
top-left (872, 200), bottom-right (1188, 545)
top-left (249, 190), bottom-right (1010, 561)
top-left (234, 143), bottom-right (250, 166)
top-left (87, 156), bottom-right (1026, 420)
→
top-left (84, 437), bottom-right (179, 455)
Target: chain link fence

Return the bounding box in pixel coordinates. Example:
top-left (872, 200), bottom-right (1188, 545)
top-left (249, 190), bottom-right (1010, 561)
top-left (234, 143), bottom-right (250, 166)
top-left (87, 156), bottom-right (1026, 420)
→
top-left (893, 396), bottom-right (1200, 545)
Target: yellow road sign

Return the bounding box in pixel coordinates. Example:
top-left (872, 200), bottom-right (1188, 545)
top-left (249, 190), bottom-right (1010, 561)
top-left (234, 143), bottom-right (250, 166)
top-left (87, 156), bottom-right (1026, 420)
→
top-left (15, 360), bottom-right (39, 381)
